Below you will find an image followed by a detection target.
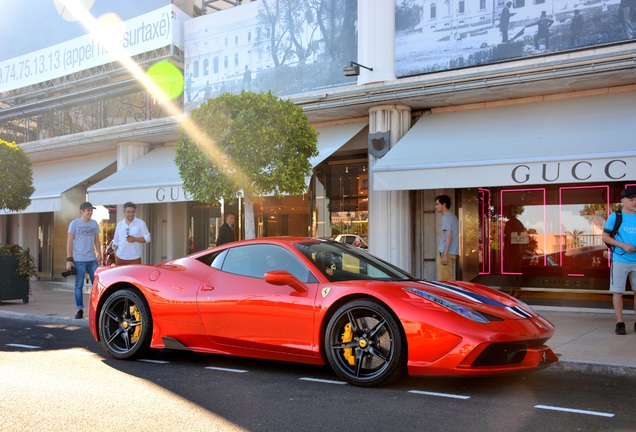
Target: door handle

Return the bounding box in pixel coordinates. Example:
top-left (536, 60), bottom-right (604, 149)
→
top-left (201, 285), bottom-right (214, 291)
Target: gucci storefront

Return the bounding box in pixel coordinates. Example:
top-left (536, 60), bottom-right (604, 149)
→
top-left (373, 90), bottom-right (636, 302)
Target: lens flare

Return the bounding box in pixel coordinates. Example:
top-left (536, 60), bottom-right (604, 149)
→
top-left (147, 61), bottom-right (184, 101)
top-left (54, 0), bottom-right (96, 22)
top-left (97, 13), bottom-right (125, 43)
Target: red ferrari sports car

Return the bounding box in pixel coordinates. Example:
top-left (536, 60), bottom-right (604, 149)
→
top-left (89, 237), bottom-right (557, 387)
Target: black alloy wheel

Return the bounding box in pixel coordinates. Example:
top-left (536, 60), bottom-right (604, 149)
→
top-left (98, 288), bottom-right (152, 359)
top-left (325, 299), bottom-right (406, 387)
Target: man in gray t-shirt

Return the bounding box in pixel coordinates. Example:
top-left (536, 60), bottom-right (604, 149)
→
top-left (435, 195), bottom-right (459, 280)
top-left (66, 202), bottom-right (102, 319)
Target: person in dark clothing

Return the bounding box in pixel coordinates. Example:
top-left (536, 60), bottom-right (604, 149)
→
top-left (499, 2), bottom-right (515, 43)
top-left (619, 0), bottom-right (636, 39)
top-left (569, 9), bottom-right (584, 47)
top-left (528, 11), bottom-right (554, 50)
top-left (243, 65), bottom-right (252, 91)
top-left (216, 213), bottom-right (236, 246)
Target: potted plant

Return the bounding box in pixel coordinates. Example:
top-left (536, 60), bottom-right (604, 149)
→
top-left (0, 244), bottom-right (36, 303)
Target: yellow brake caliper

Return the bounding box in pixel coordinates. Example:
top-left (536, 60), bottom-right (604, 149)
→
top-left (341, 323), bottom-right (355, 366)
top-left (131, 305), bottom-right (142, 342)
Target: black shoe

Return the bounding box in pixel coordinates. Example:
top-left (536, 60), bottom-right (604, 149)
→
top-left (75, 309), bottom-right (84, 319)
top-left (615, 322), bottom-right (626, 335)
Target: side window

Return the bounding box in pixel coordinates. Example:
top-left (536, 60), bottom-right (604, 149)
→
top-left (221, 244), bottom-right (316, 283)
top-left (196, 249), bottom-right (227, 269)
top-left (263, 246), bottom-right (316, 283)
top-left (210, 250), bottom-right (227, 270)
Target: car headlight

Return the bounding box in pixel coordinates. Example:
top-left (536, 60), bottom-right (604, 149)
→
top-left (403, 287), bottom-right (490, 324)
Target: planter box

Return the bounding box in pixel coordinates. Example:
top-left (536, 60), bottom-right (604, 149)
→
top-left (0, 255), bottom-right (30, 303)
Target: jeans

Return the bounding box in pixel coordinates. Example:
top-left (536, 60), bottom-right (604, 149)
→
top-left (74, 260), bottom-right (98, 309)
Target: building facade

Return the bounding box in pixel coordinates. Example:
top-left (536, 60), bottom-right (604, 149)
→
top-left (1, 0), bottom-right (635, 306)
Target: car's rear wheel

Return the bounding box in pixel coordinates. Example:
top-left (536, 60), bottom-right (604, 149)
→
top-left (325, 299), bottom-right (406, 387)
top-left (98, 288), bottom-right (152, 359)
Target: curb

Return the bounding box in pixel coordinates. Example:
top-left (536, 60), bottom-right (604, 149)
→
top-left (0, 310), bottom-right (89, 327)
top-left (551, 358), bottom-right (636, 377)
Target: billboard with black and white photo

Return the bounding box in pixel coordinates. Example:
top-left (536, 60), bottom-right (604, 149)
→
top-left (184, 0), bottom-right (358, 111)
top-left (395, 0), bottom-right (634, 78)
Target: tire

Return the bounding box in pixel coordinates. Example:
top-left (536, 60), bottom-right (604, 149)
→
top-left (98, 288), bottom-right (152, 360)
top-left (324, 299), bottom-right (406, 387)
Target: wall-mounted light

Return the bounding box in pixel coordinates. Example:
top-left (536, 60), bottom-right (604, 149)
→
top-left (343, 61), bottom-right (373, 77)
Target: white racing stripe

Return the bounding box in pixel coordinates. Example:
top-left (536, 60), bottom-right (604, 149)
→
top-left (6, 343), bottom-right (40, 349)
top-left (409, 390), bottom-right (470, 399)
top-left (299, 377), bottom-right (347, 385)
top-left (424, 281), bottom-right (485, 304)
top-left (205, 366), bottom-right (249, 373)
top-left (535, 405), bottom-right (614, 417)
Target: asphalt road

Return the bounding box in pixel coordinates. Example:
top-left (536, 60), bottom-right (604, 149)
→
top-left (1, 316), bottom-right (634, 432)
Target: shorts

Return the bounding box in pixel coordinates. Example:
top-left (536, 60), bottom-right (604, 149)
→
top-left (114, 256), bottom-right (142, 266)
top-left (609, 261), bottom-right (636, 293)
top-left (437, 253), bottom-right (457, 281)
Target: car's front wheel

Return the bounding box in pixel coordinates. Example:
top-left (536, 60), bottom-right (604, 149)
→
top-left (98, 288), bottom-right (152, 359)
top-left (325, 299), bottom-right (406, 387)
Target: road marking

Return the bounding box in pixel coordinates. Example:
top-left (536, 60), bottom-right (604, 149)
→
top-left (535, 405), bottom-right (614, 417)
top-left (6, 343), bottom-right (40, 349)
top-left (299, 377), bottom-right (347, 385)
top-left (409, 390), bottom-right (471, 399)
top-left (137, 359), bottom-right (170, 364)
top-left (205, 366), bottom-right (249, 373)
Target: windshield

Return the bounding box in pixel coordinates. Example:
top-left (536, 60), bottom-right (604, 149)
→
top-left (294, 240), bottom-right (415, 282)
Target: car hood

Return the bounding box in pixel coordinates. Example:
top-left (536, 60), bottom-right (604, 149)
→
top-left (339, 278), bottom-right (538, 320)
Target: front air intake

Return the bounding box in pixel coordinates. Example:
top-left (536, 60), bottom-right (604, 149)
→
top-left (472, 342), bottom-right (527, 366)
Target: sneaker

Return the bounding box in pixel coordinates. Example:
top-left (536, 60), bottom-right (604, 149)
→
top-left (615, 322), bottom-right (626, 335)
top-left (74, 309), bottom-right (84, 319)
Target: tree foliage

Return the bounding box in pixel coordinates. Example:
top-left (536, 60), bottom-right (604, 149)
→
top-left (0, 139), bottom-right (34, 212)
top-left (176, 91), bottom-right (318, 238)
top-left (395, 0), bottom-right (423, 32)
top-left (257, 0), bottom-right (357, 67)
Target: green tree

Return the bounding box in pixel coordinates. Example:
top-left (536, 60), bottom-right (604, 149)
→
top-left (176, 91), bottom-right (318, 239)
top-left (0, 139), bottom-right (34, 212)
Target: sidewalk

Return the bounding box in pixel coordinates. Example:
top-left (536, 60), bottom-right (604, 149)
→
top-left (1, 280), bottom-right (636, 377)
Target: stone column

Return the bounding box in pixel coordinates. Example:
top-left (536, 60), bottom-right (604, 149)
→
top-left (0, 216), bottom-right (6, 244)
top-left (166, 202), bottom-right (188, 261)
top-left (117, 141), bottom-right (150, 170)
top-left (368, 105), bottom-right (412, 271)
top-left (357, 0), bottom-right (394, 84)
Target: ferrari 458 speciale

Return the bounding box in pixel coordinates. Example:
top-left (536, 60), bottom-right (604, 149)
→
top-left (89, 237), bottom-right (557, 387)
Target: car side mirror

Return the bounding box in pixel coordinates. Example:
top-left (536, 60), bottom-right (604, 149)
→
top-left (264, 270), bottom-right (307, 293)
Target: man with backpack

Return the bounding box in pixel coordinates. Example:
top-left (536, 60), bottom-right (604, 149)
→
top-left (602, 186), bottom-right (636, 335)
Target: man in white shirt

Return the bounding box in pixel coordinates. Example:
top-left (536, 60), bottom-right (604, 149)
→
top-left (112, 202), bottom-right (151, 265)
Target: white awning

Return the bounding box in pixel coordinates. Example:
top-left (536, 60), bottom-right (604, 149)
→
top-left (88, 146), bottom-right (192, 205)
top-left (89, 124), bottom-right (369, 204)
top-left (2, 154), bottom-right (115, 214)
top-left (310, 122), bottom-right (368, 167)
top-left (373, 92), bottom-right (636, 190)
